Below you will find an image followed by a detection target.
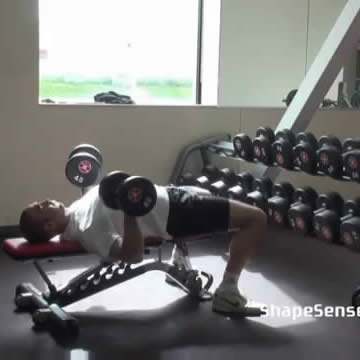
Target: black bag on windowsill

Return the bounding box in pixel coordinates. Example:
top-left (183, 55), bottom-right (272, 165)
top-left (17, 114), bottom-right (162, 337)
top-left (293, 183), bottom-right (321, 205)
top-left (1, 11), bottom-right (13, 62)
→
top-left (94, 91), bottom-right (135, 105)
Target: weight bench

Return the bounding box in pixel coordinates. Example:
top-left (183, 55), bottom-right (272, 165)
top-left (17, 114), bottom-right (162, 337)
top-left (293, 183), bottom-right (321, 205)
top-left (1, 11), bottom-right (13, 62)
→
top-left (4, 234), bottom-right (265, 336)
top-left (4, 234), bottom-right (217, 334)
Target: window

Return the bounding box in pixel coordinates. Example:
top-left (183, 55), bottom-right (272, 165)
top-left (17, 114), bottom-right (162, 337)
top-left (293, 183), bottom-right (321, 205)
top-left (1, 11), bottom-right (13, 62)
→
top-left (39, 0), bottom-right (200, 105)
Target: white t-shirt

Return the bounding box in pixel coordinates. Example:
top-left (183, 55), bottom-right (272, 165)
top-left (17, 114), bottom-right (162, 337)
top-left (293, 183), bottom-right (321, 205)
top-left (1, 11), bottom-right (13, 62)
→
top-left (63, 185), bottom-right (171, 258)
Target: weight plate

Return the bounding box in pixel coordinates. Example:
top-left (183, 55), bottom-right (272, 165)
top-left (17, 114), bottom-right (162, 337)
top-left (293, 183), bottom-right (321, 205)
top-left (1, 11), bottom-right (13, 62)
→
top-left (99, 171), bottom-right (130, 209)
top-left (65, 152), bottom-right (101, 188)
top-left (68, 144), bottom-right (103, 165)
top-left (119, 176), bottom-right (157, 216)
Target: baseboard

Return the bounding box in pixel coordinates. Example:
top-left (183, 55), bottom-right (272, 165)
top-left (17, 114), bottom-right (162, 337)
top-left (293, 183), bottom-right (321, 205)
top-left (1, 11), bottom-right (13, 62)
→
top-left (0, 225), bottom-right (22, 240)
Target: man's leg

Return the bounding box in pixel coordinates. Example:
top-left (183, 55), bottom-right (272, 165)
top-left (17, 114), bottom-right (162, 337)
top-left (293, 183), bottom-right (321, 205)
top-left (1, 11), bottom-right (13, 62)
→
top-left (213, 200), bottom-right (267, 313)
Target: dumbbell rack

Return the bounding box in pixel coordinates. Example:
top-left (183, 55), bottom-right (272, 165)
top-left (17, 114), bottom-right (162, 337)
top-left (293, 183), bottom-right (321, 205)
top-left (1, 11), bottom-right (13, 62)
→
top-left (169, 133), bottom-right (360, 312)
top-left (204, 138), bottom-right (360, 184)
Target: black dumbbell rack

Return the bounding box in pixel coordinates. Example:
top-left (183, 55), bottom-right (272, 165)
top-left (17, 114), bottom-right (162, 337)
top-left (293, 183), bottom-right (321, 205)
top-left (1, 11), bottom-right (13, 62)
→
top-left (169, 133), bottom-right (360, 312)
top-left (204, 138), bottom-right (360, 184)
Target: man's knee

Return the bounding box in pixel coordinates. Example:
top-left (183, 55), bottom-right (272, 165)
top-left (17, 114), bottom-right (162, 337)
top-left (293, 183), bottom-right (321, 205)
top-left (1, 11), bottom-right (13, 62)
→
top-left (229, 200), bottom-right (267, 230)
top-left (251, 207), bottom-right (267, 228)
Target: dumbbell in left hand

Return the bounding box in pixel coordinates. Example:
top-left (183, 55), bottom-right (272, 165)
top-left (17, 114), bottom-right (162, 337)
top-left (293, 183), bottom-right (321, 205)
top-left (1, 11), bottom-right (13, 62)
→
top-left (99, 171), bottom-right (157, 216)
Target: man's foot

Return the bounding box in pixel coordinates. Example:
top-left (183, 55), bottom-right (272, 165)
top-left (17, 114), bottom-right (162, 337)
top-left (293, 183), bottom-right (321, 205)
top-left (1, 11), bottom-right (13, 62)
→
top-left (212, 288), bottom-right (248, 314)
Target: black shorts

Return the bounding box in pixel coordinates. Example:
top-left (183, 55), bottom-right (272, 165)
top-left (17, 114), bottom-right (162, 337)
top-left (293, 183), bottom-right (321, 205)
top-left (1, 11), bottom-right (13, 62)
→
top-left (166, 186), bottom-right (230, 237)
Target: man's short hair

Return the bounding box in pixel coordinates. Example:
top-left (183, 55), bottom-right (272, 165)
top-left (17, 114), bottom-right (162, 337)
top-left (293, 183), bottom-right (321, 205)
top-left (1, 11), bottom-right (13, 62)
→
top-left (19, 209), bottom-right (50, 244)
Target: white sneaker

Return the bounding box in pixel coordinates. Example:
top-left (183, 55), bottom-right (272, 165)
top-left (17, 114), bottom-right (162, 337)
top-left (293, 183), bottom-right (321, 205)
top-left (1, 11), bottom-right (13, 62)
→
top-left (212, 288), bottom-right (248, 314)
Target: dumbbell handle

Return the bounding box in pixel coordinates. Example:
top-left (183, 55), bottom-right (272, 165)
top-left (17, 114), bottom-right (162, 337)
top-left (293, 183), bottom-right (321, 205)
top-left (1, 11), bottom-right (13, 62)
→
top-left (291, 200), bottom-right (314, 209)
top-left (313, 206), bottom-right (341, 216)
top-left (340, 213), bottom-right (358, 223)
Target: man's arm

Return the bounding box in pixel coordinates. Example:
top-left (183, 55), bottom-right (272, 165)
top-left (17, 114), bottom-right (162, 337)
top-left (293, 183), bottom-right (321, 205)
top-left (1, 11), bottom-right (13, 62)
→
top-left (108, 215), bottom-right (144, 264)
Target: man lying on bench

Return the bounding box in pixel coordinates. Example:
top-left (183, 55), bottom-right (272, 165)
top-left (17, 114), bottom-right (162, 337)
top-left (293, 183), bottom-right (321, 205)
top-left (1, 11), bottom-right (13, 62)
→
top-left (19, 171), bottom-right (267, 316)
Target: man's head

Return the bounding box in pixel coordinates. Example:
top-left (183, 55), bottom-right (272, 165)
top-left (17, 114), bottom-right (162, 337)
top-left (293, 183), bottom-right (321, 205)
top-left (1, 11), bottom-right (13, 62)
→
top-left (19, 200), bottom-right (68, 243)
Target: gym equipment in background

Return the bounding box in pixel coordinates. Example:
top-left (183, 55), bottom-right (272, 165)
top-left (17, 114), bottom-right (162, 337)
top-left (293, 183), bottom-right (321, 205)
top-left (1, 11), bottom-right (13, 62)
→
top-left (288, 187), bottom-right (318, 235)
top-left (313, 192), bottom-right (344, 244)
top-left (267, 182), bottom-right (295, 226)
top-left (316, 136), bottom-right (343, 179)
top-left (272, 129), bottom-right (296, 170)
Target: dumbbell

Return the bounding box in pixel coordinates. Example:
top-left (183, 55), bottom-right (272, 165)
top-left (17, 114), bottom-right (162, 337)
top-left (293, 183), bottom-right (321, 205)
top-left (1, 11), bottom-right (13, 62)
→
top-left (313, 192), bottom-right (344, 244)
top-left (288, 186), bottom-right (318, 234)
top-left (316, 136), bottom-right (343, 179)
top-left (293, 132), bottom-right (319, 174)
top-left (267, 182), bottom-right (295, 226)
top-left (233, 133), bottom-right (254, 161)
top-left (209, 168), bottom-right (237, 197)
top-left (178, 172), bottom-right (197, 186)
top-left (343, 138), bottom-right (360, 153)
top-left (252, 127), bottom-right (276, 165)
top-left (283, 89), bottom-right (298, 107)
top-left (99, 171), bottom-right (157, 216)
top-left (272, 129), bottom-right (296, 170)
top-left (245, 177), bottom-right (273, 212)
top-left (32, 304), bottom-right (79, 335)
top-left (340, 198), bottom-right (360, 252)
top-left (178, 165), bottom-right (221, 188)
top-left (194, 165), bottom-right (221, 189)
top-left (65, 144), bottom-right (103, 189)
top-left (227, 172), bottom-right (254, 202)
top-left (343, 138), bottom-right (360, 182)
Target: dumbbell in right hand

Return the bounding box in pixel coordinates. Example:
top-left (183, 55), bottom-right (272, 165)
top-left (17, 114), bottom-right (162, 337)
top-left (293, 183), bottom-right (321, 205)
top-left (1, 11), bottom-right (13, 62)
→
top-left (99, 171), bottom-right (157, 216)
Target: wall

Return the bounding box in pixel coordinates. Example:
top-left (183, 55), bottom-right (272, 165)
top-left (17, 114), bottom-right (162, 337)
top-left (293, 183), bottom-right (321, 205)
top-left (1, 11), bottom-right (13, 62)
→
top-left (218, 0), bottom-right (348, 107)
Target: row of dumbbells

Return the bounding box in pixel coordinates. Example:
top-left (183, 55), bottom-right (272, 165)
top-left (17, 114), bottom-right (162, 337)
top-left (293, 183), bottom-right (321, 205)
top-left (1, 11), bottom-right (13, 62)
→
top-left (230, 126), bottom-right (360, 181)
top-left (65, 144), bottom-right (157, 217)
top-left (179, 165), bottom-right (360, 253)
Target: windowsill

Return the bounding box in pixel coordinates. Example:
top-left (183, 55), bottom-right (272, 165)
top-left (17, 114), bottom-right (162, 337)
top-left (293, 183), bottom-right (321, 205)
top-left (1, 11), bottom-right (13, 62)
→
top-left (39, 99), bottom-right (202, 107)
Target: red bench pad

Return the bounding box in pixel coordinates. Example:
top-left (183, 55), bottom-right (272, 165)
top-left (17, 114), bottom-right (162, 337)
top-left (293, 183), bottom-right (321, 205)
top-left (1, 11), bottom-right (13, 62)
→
top-left (2, 236), bottom-right (85, 259)
top-left (3, 233), bottom-right (213, 259)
